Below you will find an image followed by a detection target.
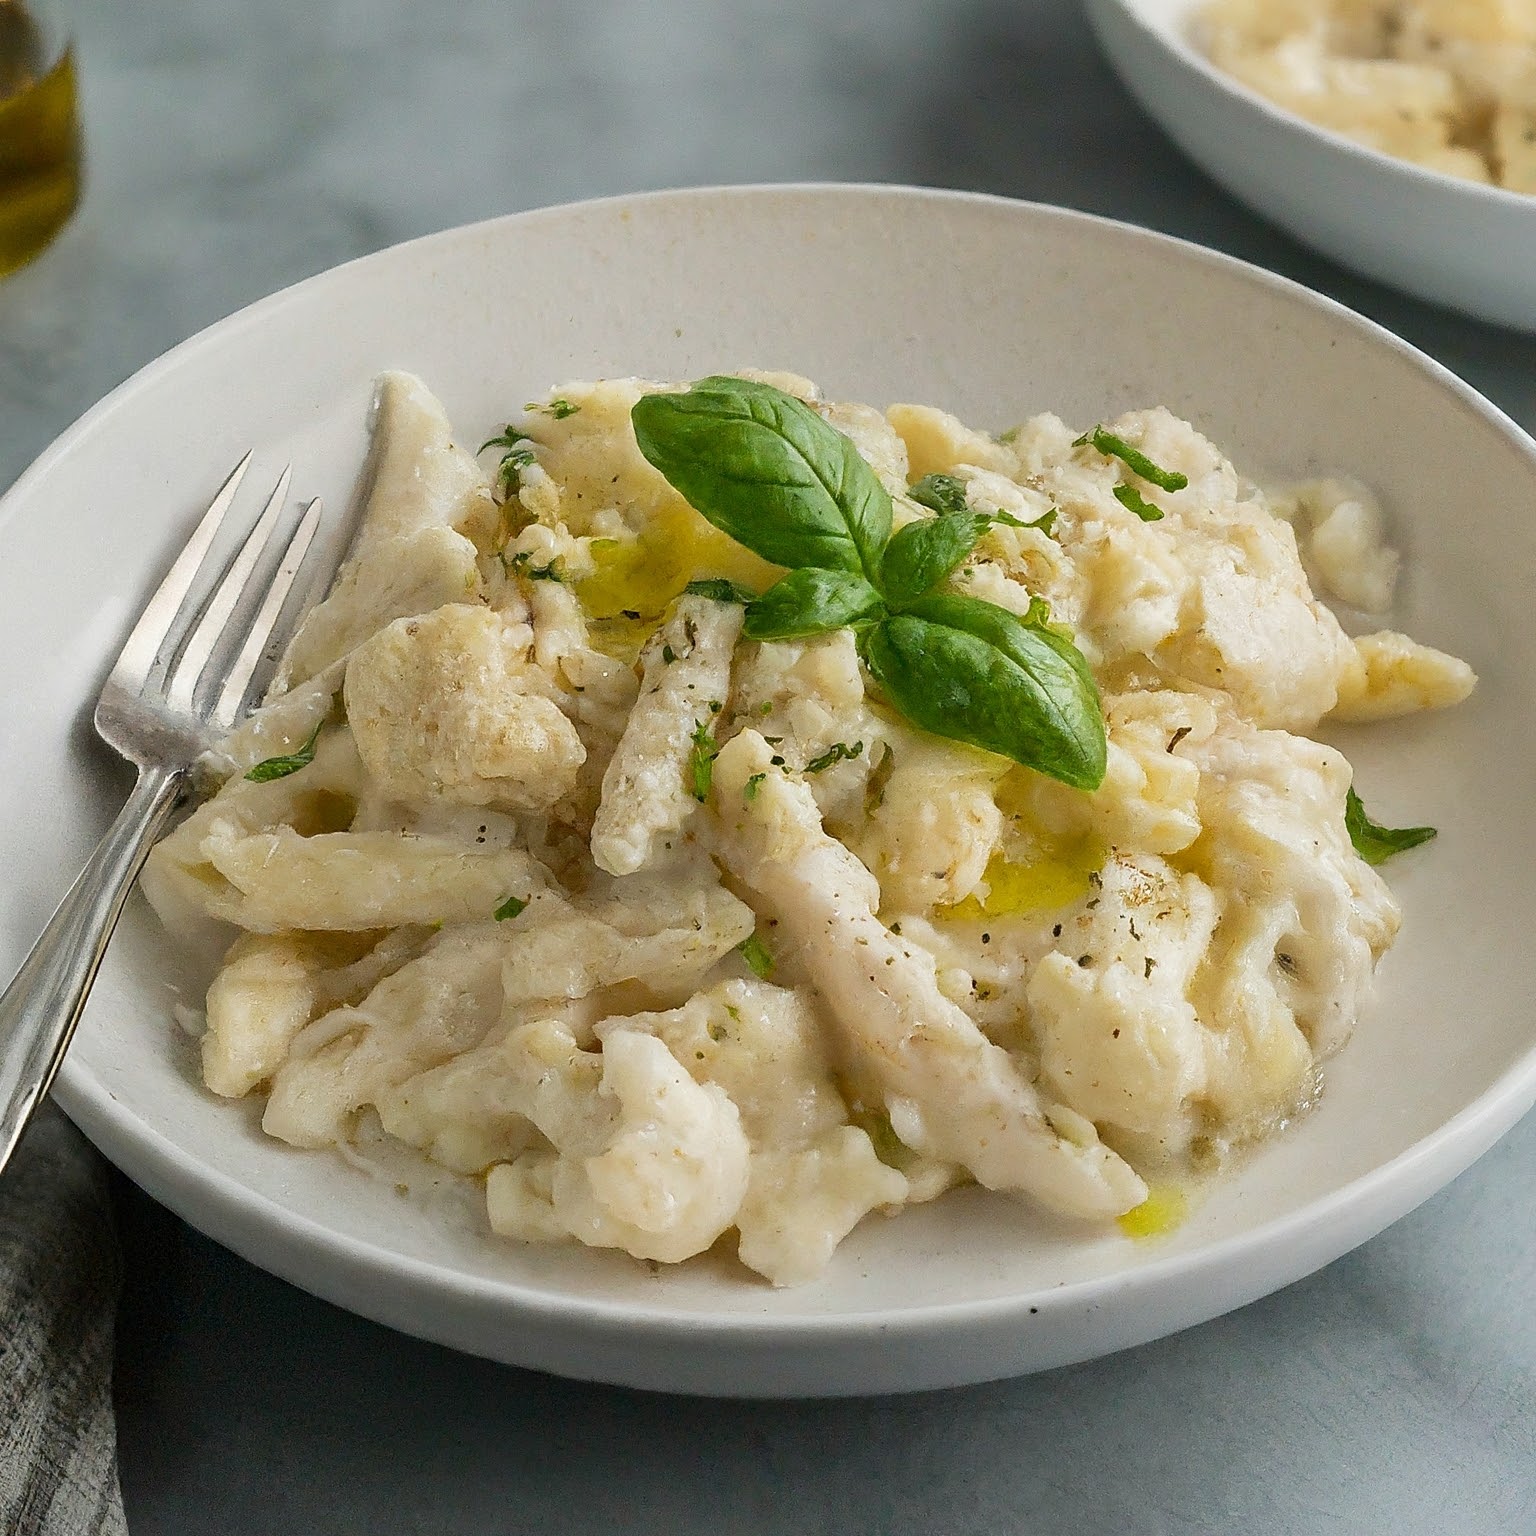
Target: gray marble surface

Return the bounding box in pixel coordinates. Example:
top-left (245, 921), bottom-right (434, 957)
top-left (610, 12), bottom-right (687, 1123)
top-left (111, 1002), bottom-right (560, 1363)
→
top-left (2, 1), bottom-right (1533, 1531)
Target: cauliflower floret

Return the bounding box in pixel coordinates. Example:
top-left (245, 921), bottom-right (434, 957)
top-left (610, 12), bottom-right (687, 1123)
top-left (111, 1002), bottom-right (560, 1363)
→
top-left (594, 977), bottom-right (908, 1285)
top-left (484, 1022), bottom-right (750, 1265)
top-left (1029, 855), bottom-right (1220, 1153)
top-left (1155, 504), bottom-right (1355, 730)
top-left (344, 604), bottom-right (586, 813)
top-left (734, 1131), bottom-right (908, 1287)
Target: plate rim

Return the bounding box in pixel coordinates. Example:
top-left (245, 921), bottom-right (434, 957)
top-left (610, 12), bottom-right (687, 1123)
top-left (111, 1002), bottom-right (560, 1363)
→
top-left (12, 181), bottom-right (1536, 1381)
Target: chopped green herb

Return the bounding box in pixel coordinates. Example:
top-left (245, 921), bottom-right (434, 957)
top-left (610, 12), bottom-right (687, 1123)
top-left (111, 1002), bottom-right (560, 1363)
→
top-left (864, 744), bottom-right (896, 813)
top-left (662, 644), bottom-right (678, 665)
top-left (738, 933), bottom-right (774, 979)
top-left (743, 771), bottom-right (767, 802)
top-left (478, 425), bottom-right (531, 455)
top-left (1074, 425), bottom-right (1188, 492)
top-left (245, 723), bottom-right (323, 783)
top-left (688, 720), bottom-right (719, 802)
top-left (1027, 508), bottom-right (1058, 538)
top-left (684, 577), bottom-right (758, 604)
top-left (526, 397), bottom-right (580, 419)
top-left (1113, 483), bottom-right (1164, 522)
top-left (908, 472), bottom-right (971, 516)
top-left (494, 894), bottom-right (529, 922)
top-left (479, 427), bottom-right (540, 499)
top-left (805, 741), bottom-right (864, 773)
top-left (758, 700), bottom-right (774, 716)
top-left (1345, 787), bottom-right (1437, 866)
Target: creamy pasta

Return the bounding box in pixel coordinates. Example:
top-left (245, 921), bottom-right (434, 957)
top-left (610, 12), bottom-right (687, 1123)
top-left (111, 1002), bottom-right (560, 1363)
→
top-left (1197, 0), bottom-right (1536, 192)
top-left (143, 368), bottom-right (1475, 1286)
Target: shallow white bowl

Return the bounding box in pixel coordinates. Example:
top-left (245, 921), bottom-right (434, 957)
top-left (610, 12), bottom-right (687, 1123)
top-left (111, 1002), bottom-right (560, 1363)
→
top-left (3, 185), bottom-right (1534, 1397)
top-left (1085, 0), bottom-right (1536, 332)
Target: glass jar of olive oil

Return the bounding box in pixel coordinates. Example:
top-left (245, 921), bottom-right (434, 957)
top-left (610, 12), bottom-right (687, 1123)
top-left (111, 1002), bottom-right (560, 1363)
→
top-left (0, 0), bottom-right (81, 278)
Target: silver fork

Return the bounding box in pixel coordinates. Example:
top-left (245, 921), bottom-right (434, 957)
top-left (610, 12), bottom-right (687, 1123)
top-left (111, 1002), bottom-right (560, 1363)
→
top-left (0, 458), bottom-right (323, 1176)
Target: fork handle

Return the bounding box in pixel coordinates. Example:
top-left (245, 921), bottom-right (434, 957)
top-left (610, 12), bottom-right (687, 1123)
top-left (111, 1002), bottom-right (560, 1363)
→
top-left (0, 763), bottom-right (186, 1175)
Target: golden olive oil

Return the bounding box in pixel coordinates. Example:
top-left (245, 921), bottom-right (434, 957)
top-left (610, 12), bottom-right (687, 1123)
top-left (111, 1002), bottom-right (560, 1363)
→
top-left (0, 3), bottom-right (81, 278)
top-left (1117, 1183), bottom-right (1189, 1240)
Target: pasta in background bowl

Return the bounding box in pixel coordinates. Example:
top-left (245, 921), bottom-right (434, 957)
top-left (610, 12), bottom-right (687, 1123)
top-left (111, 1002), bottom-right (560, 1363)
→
top-left (1085, 0), bottom-right (1536, 330)
top-left (2, 186), bottom-right (1533, 1394)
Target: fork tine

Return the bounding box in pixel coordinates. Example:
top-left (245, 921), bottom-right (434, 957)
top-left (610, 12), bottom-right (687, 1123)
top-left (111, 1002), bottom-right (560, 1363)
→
top-left (107, 452), bottom-right (253, 693)
top-left (164, 466), bottom-right (292, 717)
top-left (209, 496), bottom-right (323, 732)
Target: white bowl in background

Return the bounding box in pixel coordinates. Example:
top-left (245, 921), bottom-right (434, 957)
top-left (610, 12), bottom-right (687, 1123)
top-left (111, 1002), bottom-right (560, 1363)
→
top-left (2, 185), bottom-right (1534, 1396)
top-left (1084, 0), bottom-right (1536, 332)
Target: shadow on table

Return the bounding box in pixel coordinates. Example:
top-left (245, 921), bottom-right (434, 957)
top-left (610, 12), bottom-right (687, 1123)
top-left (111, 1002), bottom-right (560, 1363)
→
top-left (112, 1117), bottom-right (1535, 1536)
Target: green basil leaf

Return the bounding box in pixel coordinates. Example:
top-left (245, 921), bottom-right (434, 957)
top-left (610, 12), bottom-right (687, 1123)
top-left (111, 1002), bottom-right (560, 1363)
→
top-left (631, 377), bottom-right (892, 579)
top-left (863, 593), bottom-right (1106, 790)
top-left (743, 568), bottom-right (885, 641)
top-left (908, 473), bottom-right (971, 515)
top-left (684, 578), bottom-right (757, 604)
top-left (1345, 787), bottom-right (1436, 866)
top-left (880, 513), bottom-right (995, 605)
top-left (1074, 426), bottom-right (1189, 492)
top-left (493, 894), bottom-right (529, 921)
top-left (245, 723), bottom-right (323, 783)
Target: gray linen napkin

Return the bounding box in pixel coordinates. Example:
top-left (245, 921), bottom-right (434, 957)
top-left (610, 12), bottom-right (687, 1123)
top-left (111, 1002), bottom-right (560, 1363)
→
top-left (0, 1103), bottom-right (128, 1535)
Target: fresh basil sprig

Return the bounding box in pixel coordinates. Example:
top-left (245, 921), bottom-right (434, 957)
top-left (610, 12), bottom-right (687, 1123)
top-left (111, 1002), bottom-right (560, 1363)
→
top-left (1345, 787), bottom-right (1437, 865)
top-left (631, 378), bottom-right (1106, 790)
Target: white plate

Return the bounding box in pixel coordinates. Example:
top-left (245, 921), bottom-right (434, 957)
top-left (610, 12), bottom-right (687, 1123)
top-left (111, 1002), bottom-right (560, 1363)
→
top-left (3, 185), bottom-right (1534, 1397)
top-left (1084, 0), bottom-right (1536, 332)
